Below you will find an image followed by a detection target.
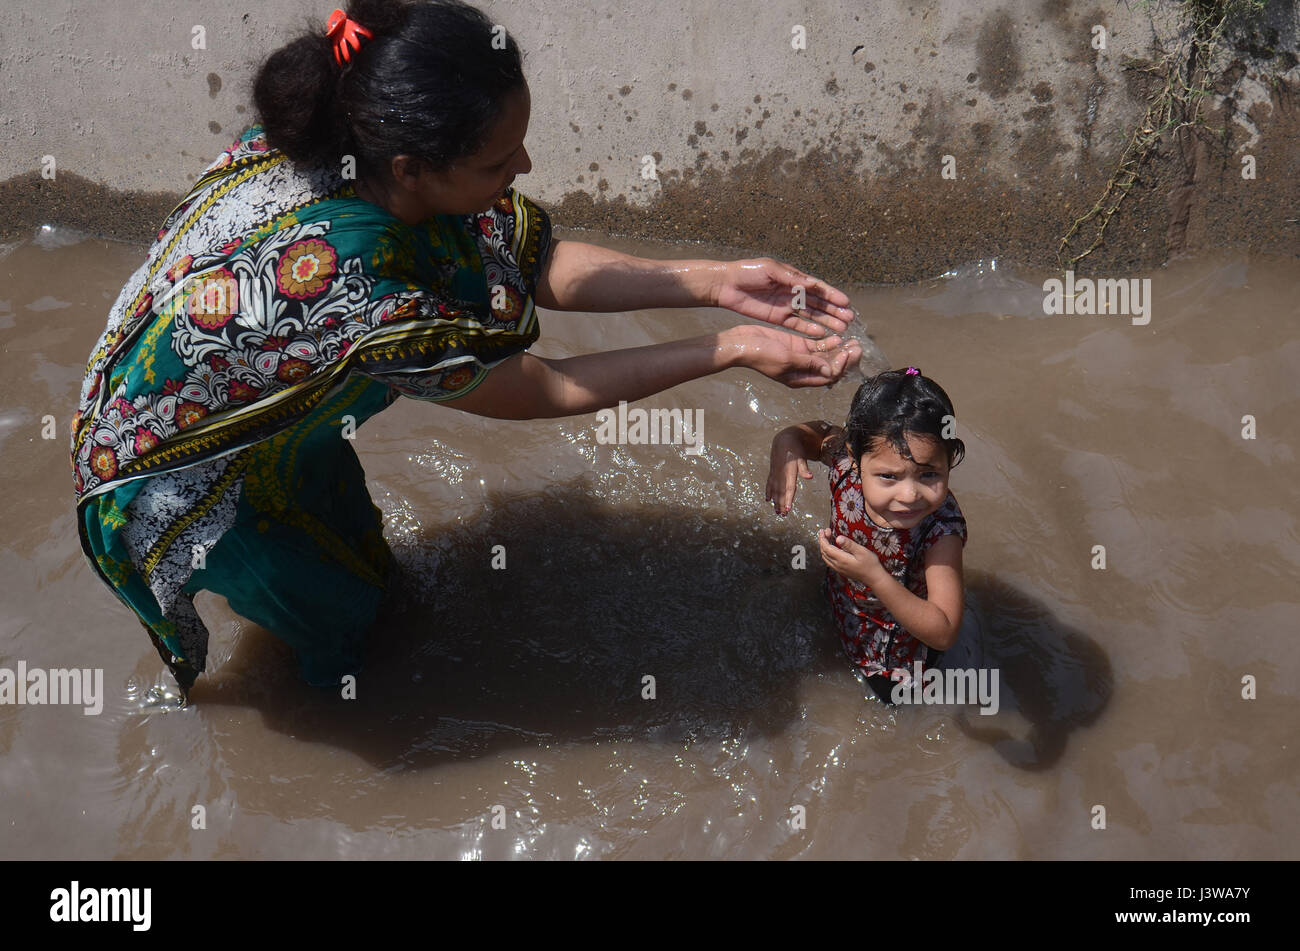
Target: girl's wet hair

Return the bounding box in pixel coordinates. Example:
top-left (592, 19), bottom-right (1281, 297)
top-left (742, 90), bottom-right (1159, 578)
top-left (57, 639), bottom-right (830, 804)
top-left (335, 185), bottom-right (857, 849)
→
top-left (844, 368), bottom-right (965, 470)
top-left (253, 0), bottom-right (525, 189)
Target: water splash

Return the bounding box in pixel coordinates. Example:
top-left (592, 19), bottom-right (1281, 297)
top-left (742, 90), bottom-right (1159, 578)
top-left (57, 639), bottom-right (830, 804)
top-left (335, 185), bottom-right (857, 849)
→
top-left (908, 258), bottom-right (1047, 319)
top-left (32, 223), bottom-right (89, 250)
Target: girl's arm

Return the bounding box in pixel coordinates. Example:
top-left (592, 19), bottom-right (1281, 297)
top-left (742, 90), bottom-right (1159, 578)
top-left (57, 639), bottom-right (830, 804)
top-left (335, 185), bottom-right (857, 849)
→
top-left (818, 532), bottom-right (964, 650)
top-left (766, 420), bottom-right (844, 515)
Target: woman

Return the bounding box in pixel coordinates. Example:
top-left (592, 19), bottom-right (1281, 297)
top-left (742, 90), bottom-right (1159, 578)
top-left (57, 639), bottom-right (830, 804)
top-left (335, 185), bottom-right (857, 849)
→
top-left (72, 0), bottom-right (861, 699)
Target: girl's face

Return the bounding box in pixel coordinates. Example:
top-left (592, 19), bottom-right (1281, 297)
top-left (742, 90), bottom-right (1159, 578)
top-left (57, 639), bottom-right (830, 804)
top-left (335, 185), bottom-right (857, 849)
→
top-left (857, 432), bottom-right (951, 530)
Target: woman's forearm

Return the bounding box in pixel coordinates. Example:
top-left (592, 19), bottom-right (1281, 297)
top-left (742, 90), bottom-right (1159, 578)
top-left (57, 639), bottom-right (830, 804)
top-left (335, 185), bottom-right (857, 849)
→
top-left (542, 327), bottom-right (742, 415)
top-left (444, 323), bottom-right (852, 420)
top-left (443, 326), bottom-right (749, 420)
top-left (535, 239), bottom-right (725, 312)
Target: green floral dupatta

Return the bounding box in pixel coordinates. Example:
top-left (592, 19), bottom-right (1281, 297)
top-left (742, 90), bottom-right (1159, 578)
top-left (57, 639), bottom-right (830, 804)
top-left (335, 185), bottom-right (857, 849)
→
top-left (72, 125), bottom-right (552, 694)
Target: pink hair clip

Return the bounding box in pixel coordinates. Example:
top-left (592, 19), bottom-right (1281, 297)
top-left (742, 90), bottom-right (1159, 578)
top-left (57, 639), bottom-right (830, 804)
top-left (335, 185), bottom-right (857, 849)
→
top-left (905, 366), bottom-right (920, 375)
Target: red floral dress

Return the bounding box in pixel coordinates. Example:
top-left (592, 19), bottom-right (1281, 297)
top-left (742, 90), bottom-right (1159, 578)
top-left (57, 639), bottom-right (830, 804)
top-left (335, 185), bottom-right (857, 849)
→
top-left (822, 440), bottom-right (967, 683)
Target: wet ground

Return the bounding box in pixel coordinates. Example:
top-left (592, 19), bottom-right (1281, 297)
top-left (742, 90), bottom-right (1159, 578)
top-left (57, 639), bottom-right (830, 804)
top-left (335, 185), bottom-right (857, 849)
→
top-left (1, 227), bottom-right (1297, 859)
top-left (3, 76), bottom-right (1296, 285)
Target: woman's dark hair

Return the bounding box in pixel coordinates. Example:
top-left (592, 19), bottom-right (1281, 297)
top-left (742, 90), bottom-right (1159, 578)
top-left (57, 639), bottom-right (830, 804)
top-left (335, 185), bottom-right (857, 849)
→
top-left (253, 0), bottom-right (526, 187)
top-left (844, 368), bottom-right (965, 471)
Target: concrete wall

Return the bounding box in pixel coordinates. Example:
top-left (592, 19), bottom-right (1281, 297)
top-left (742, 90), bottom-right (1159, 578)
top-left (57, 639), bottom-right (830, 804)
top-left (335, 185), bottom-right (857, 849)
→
top-left (2, 0), bottom-right (1297, 281)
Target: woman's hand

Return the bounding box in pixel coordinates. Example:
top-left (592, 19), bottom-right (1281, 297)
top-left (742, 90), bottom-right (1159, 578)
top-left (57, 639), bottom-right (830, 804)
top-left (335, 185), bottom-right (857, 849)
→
top-left (714, 258), bottom-right (858, 338)
top-left (818, 528), bottom-right (886, 587)
top-left (729, 324), bottom-right (862, 388)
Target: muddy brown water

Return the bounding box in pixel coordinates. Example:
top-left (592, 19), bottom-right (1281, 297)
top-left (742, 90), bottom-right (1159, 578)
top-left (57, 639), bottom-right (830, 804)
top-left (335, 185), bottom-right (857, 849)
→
top-left (1, 225), bottom-right (1297, 859)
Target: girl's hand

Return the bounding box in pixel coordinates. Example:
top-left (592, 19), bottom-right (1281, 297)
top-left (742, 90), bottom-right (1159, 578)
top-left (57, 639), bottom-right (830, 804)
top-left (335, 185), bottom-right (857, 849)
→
top-left (766, 433), bottom-right (816, 516)
top-left (714, 258), bottom-right (858, 338)
top-left (817, 528), bottom-right (885, 587)
top-left (731, 325), bottom-right (862, 388)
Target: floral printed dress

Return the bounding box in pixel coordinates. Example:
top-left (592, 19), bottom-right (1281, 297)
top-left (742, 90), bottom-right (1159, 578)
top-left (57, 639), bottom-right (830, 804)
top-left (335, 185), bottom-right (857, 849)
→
top-left (72, 125), bottom-right (552, 695)
top-left (822, 439), bottom-right (968, 685)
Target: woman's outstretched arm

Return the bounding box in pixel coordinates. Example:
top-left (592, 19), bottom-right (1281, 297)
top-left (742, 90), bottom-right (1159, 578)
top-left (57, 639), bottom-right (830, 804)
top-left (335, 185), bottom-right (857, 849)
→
top-left (440, 324), bottom-right (861, 420)
top-left (535, 240), bottom-right (721, 313)
top-left (534, 240), bottom-right (857, 338)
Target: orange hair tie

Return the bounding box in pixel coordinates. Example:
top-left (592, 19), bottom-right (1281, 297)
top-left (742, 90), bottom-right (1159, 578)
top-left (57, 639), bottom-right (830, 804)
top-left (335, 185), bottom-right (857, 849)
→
top-left (325, 8), bottom-right (373, 67)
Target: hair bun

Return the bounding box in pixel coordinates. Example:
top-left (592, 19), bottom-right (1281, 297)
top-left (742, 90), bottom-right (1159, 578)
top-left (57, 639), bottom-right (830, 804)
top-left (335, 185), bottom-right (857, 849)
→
top-left (252, 33), bottom-right (343, 165)
top-left (254, 0), bottom-right (525, 183)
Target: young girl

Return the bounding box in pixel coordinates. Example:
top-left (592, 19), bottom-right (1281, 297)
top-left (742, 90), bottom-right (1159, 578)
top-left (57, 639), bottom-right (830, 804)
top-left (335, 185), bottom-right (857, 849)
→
top-left (766, 367), bottom-right (968, 704)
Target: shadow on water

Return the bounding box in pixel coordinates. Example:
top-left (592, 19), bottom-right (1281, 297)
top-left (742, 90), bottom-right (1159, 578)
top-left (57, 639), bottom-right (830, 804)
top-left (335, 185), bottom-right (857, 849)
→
top-left (188, 479), bottom-right (838, 765)
top-left (953, 570), bottom-right (1113, 771)
top-left (183, 480), bottom-right (1112, 773)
